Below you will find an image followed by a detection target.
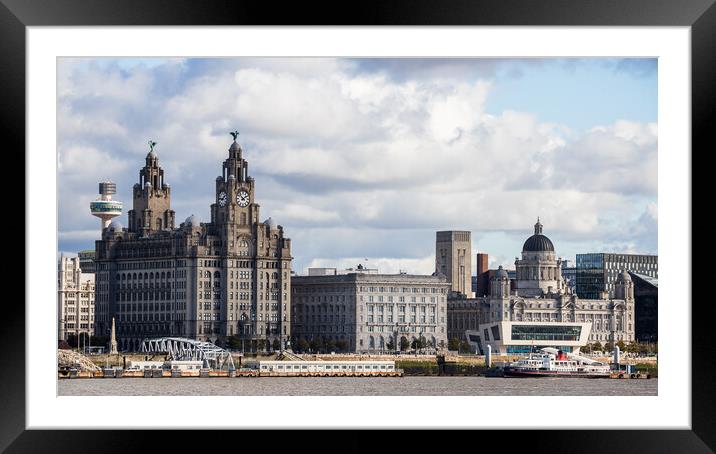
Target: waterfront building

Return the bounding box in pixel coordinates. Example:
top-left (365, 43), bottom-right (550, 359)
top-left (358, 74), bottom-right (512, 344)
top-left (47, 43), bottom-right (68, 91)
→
top-left (93, 134), bottom-right (292, 352)
top-left (576, 252), bottom-right (657, 299)
top-left (58, 255), bottom-right (95, 341)
top-left (291, 272), bottom-right (450, 353)
top-left (78, 249), bottom-right (96, 273)
top-left (447, 220), bottom-right (636, 355)
top-left (561, 260), bottom-right (576, 293)
top-left (630, 272), bottom-right (658, 342)
top-left (436, 230), bottom-right (474, 298)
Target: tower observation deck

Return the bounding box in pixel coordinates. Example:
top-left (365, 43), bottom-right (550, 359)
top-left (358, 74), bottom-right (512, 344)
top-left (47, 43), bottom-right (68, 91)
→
top-left (90, 181), bottom-right (123, 231)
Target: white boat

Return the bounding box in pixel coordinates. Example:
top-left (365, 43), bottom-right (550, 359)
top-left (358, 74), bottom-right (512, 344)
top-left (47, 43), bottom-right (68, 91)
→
top-left (503, 347), bottom-right (611, 378)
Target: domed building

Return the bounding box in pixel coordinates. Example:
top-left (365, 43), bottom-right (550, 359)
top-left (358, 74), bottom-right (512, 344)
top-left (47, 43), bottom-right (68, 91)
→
top-left (95, 134), bottom-right (293, 352)
top-left (448, 219), bottom-right (635, 356)
top-left (514, 219), bottom-right (567, 298)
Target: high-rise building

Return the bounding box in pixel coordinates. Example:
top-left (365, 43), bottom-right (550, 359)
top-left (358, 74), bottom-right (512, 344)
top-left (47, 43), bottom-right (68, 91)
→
top-left (436, 231), bottom-right (473, 298)
top-left (77, 249), bottom-right (96, 274)
top-left (94, 134), bottom-right (292, 352)
top-left (291, 271), bottom-right (450, 353)
top-left (630, 272), bottom-right (658, 342)
top-left (576, 253), bottom-right (657, 299)
top-left (58, 255), bottom-right (95, 341)
top-left (561, 259), bottom-right (576, 293)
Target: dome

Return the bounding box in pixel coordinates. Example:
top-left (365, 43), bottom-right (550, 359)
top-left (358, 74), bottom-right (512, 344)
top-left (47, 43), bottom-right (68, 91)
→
top-left (147, 150), bottom-right (157, 160)
top-left (229, 140), bottom-right (242, 153)
top-left (493, 265), bottom-right (509, 280)
top-left (185, 214), bottom-right (200, 228)
top-left (522, 235), bottom-right (555, 252)
top-left (522, 218), bottom-right (554, 252)
top-left (108, 219), bottom-right (123, 231)
top-left (228, 174), bottom-right (236, 180)
top-left (618, 270), bottom-right (632, 282)
top-left (263, 217), bottom-right (277, 230)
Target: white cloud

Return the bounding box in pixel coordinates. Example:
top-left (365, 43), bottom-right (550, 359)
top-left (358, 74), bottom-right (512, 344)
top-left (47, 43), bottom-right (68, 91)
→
top-left (57, 58), bottom-right (657, 270)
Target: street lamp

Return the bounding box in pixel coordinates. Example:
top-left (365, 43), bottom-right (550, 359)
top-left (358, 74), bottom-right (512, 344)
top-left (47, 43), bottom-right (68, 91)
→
top-left (394, 322), bottom-right (399, 355)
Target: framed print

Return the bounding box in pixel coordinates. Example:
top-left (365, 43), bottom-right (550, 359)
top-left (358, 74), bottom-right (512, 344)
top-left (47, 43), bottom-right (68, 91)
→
top-left (5, 0), bottom-right (711, 450)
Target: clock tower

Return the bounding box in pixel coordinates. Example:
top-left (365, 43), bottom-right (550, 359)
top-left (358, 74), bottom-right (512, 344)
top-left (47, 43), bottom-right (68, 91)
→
top-left (211, 132), bottom-right (260, 246)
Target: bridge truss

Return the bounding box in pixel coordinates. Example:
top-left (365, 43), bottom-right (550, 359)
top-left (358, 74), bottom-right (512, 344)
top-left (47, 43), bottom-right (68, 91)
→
top-left (140, 337), bottom-right (235, 370)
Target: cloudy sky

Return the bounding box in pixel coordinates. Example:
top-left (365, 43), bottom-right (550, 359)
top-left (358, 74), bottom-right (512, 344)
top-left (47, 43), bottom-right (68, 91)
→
top-left (57, 57), bottom-right (657, 275)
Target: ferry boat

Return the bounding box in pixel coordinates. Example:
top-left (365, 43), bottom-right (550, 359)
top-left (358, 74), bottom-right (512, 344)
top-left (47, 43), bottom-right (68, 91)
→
top-left (503, 347), bottom-right (611, 378)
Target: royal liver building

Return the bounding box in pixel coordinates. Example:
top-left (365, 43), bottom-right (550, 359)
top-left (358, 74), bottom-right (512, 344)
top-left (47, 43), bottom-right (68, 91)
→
top-left (94, 134), bottom-right (292, 351)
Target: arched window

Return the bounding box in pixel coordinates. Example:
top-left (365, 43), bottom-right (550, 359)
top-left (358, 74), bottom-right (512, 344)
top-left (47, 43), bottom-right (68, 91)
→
top-left (369, 336), bottom-right (375, 349)
top-left (214, 271), bottom-right (220, 279)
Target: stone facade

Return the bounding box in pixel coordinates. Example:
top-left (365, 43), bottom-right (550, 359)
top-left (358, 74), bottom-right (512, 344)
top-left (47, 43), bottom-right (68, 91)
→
top-left (436, 230), bottom-right (473, 298)
top-left (447, 221), bottom-right (636, 348)
top-left (291, 273), bottom-right (451, 353)
top-left (58, 255), bottom-right (95, 340)
top-left (94, 136), bottom-right (292, 352)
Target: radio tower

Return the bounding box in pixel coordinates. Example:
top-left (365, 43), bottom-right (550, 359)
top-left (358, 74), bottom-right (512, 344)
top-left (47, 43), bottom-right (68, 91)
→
top-left (90, 181), bottom-right (123, 231)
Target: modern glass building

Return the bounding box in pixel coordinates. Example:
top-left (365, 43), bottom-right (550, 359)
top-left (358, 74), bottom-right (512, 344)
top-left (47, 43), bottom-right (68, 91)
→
top-left (467, 321), bottom-right (593, 355)
top-left (576, 253), bottom-right (657, 299)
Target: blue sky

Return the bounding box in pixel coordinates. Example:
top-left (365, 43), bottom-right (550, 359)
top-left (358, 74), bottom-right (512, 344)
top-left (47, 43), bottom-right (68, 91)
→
top-left (57, 57), bottom-right (657, 274)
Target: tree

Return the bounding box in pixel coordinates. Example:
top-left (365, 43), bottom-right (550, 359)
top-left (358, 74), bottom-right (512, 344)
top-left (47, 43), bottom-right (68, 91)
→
top-left (272, 339), bottom-right (281, 351)
top-left (448, 337), bottom-right (460, 351)
top-left (615, 340), bottom-right (627, 352)
top-left (257, 339), bottom-right (267, 352)
top-left (418, 336), bottom-right (427, 350)
top-left (226, 335), bottom-right (242, 351)
top-left (386, 338), bottom-right (395, 351)
top-left (297, 337), bottom-right (310, 353)
top-left (458, 340), bottom-right (471, 353)
top-left (326, 338), bottom-right (336, 352)
top-left (311, 336), bottom-right (324, 353)
top-left (410, 339), bottom-right (418, 350)
top-left (604, 341), bottom-right (614, 353)
top-left (592, 341), bottom-right (603, 353)
top-left (399, 336), bottom-right (410, 351)
top-left (335, 340), bottom-right (348, 352)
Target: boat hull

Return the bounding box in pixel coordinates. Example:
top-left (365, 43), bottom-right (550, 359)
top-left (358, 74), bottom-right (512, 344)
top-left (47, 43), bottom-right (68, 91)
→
top-left (503, 368), bottom-right (611, 378)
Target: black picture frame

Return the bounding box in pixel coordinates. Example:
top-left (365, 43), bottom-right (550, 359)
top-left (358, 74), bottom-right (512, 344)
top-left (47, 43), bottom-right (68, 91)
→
top-left (5, 0), bottom-right (709, 451)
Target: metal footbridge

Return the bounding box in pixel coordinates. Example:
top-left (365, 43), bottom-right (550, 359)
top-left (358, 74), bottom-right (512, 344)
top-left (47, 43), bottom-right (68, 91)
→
top-left (140, 337), bottom-right (236, 370)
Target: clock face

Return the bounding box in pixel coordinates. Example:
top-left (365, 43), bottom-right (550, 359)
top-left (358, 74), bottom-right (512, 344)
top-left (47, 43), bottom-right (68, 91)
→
top-left (237, 190), bottom-right (250, 207)
top-left (218, 191), bottom-right (227, 207)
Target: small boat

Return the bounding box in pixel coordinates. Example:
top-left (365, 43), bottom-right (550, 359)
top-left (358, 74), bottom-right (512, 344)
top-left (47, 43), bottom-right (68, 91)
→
top-left (503, 347), bottom-right (611, 378)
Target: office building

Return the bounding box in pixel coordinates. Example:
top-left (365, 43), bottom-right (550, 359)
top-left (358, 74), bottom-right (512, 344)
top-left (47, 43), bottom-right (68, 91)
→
top-left (94, 134), bottom-right (292, 351)
top-left (436, 230), bottom-right (473, 298)
top-left (576, 253), bottom-right (658, 299)
top-left (291, 272), bottom-right (450, 353)
top-left (58, 255), bottom-right (95, 341)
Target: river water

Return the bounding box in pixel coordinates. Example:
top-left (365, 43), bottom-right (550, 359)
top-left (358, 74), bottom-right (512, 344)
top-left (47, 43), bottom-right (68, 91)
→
top-left (58, 376), bottom-right (657, 396)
